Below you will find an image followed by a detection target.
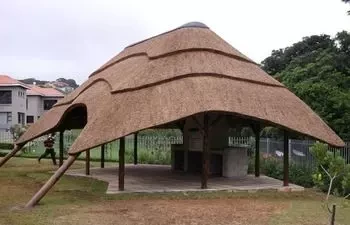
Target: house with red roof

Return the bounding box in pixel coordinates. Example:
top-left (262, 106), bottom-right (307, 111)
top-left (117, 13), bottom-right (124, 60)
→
top-left (0, 75), bottom-right (64, 130)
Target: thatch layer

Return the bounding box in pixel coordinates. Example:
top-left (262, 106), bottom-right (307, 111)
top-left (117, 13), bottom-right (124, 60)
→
top-left (94, 27), bottom-right (254, 74)
top-left (16, 23), bottom-right (345, 150)
top-left (56, 51), bottom-right (282, 107)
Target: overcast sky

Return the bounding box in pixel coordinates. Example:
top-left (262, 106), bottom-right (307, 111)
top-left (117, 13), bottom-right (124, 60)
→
top-left (0, 0), bottom-right (349, 84)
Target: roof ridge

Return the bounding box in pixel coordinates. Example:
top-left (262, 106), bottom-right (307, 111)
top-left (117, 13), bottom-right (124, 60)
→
top-left (125, 22), bottom-right (209, 49)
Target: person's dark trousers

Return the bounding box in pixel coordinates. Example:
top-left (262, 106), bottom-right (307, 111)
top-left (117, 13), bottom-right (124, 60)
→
top-left (49, 149), bottom-right (57, 165)
top-left (38, 149), bottom-right (57, 165)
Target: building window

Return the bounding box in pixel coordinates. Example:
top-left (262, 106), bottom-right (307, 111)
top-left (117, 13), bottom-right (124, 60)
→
top-left (18, 91), bottom-right (24, 97)
top-left (0, 90), bottom-right (12, 104)
top-left (26, 115), bottom-right (34, 123)
top-left (43, 100), bottom-right (57, 110)
top-left (7, 112), bottom-right (12, 123)
top-left (0, 112), bottom-right (12, 125)
top-left (18, 112), bottom-right (25, 125)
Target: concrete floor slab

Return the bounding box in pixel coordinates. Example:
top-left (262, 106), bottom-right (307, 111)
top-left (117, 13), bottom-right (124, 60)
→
top-left (66, 164), bottom-right (304, 194)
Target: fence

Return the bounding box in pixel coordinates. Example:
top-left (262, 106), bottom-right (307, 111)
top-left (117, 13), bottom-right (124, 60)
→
top-left (1, 130), bottom-right (349, 166)
top-left (0, 132), bottom-right (12, 143)
top-left (24, 133), bottom-right (183, 163)
top-left (229, 136), bottom-right (350, 167)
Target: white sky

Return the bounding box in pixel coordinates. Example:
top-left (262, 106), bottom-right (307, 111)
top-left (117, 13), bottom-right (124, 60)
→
top-left (0, 0), bottom-right (349, 84)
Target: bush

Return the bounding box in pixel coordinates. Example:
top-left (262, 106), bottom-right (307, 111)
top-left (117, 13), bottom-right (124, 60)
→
top-left (9, 124), bottom-right (27, 141)
top-left (310, 142), bottom-right (350, 197)
top-left (0, 143), bottom-right (14, 150)
top-left (261, 157), bottom-right (283, 180)
top-left (289, 164), bottom-right (315, 188)
top-left (257, 155), bottom-right (315, 188)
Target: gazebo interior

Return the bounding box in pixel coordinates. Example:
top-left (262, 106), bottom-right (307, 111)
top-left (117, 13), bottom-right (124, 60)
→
top-left (63, 111), bottom-right (302, 194)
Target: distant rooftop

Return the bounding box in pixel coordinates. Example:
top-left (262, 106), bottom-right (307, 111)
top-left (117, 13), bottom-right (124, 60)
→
top-left (0, 75), bottom-right (28, 89)
top-left (0, 75), bottom-right (64, 97)
top-left (27, 85), bottom-right (64, 97)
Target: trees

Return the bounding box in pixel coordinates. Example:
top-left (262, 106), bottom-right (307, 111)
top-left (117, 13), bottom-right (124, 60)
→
top-left (310, 142), bottom-right (350, 225)
top-left (9, 124), bottom-right (27, 141)
top-left (311, 142), bottom-right (350, 199)
top-left (343, 0), bottom-right (350, 14)
top-left (261, 31), bottom-right (350, 140)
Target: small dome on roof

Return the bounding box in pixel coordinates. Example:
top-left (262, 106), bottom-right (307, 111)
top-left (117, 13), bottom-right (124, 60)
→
top-left (179, 22), bottom-right (209, 29)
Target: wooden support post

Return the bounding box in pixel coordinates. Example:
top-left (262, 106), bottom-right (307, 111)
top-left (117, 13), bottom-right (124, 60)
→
top-left (254, 124), bottom-right (261, 177)
top-left (59, 131), bottom-right (64, 167)
top-left (330, 204), bottom-right (336, 225)
top-left (101, 144), bottom-right (105, 168)
top-left (119, 137), bottom-right (125, 191)
top-left (201, 113), bottom-right (209, 189)
top-left (0, 144), bottom-right (24, 168)
top-left (25, 155), bottom-right (78, 208)
top-left (85, 149), bottom-right (90, 175)
top-left (134, 132), bottom-right (138, 165)
top-left (283, 130), bottom-right (289, 186)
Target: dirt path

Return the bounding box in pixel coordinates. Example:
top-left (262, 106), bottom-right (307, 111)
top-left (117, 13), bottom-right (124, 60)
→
top-left (53, 198), bottom-right (287, 225)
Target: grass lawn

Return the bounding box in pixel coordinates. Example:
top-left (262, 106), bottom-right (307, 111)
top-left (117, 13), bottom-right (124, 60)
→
top-left (0, 157), bottom-right (349, 225)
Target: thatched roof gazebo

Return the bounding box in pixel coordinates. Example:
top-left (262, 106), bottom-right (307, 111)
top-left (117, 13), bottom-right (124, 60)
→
top-left (0, 22), bottom-right (344, 207)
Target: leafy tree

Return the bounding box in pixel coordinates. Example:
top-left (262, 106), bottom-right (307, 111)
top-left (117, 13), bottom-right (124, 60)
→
top-left (9, 124), bottom-right (27, 141)
top-left (310, 142), bottom-right (350, 225)
top-left (20, 78), bottom-right (48, 85)
top-left (261, 31), bottom-right (350, 140)
top-left (343, 0), bottom-right (350, 14)
top-left (56, 78), bottom-right (79, 88)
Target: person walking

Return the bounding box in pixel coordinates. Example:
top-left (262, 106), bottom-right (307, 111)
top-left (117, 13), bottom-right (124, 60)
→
top-left (38, 133), bottom-right (57, 165)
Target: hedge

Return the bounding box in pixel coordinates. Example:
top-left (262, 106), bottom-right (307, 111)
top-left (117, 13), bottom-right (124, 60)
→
top-left (0, 143), bottom-right (14, 150)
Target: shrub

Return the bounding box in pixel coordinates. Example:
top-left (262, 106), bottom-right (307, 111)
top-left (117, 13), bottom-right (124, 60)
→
top-left (0, 143), bottom-right (14, 150)
top-left (310, 141), bottom-right (350, 197)
top-left (261, 157), bottom-right (283, 180)
top-left (289, 164), bottom-right (315, 188)
top-left (9, 124), bottom-right (27, 141)
top-left (257, 155), bottom-right (315, 188)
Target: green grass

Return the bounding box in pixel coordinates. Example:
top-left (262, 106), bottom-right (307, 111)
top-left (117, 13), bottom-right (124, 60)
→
top-left (0, 157), bottom-right (349, 225)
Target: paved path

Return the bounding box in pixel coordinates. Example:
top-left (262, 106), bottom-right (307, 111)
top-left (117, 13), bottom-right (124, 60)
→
top-left (66, 164), bottom-right (304, 194)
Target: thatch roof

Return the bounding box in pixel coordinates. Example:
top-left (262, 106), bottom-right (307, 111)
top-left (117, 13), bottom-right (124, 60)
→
top-left (16, 22), bottom-right (345, 152)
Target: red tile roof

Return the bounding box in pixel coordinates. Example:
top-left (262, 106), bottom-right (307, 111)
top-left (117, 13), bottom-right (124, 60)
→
top-left (0, 75), bottom-right (28, 88)
top-left (27, 85), bottom-right (64, 97)
top-left (0, 75), bottom-right (64, 97)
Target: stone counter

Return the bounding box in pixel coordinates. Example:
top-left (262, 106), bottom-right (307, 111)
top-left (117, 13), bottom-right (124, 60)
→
top-left (222, 147), bottom-right (248, 177)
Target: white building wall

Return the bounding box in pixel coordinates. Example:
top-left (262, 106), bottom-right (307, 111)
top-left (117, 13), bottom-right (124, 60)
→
top-left (26, 95), bottom-right (42, 123)
top-left (0, 86), bottom-right (26, 129)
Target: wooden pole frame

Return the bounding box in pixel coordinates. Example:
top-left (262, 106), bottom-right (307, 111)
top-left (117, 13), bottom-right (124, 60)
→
top-left (134, 132), bottom-right (138, 165)
top-left (283, 130), bottom-right (289, 186)
top-left (0, 144), bottom-right (24, 168)
top-left (119, 137), bottom-right (125, 191)
top-left (101, 144), bottom-right (105, 168)
top-left (25, 154), bottom-right (78, 208)
top-left (59, 131), bottom-right (64, 167)
top-left (253, 124), bottom-right (261, 177)
top-left (201, 113), bottom-right (209, 189)
top-left (85, 149), bottom-right (90, 175)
